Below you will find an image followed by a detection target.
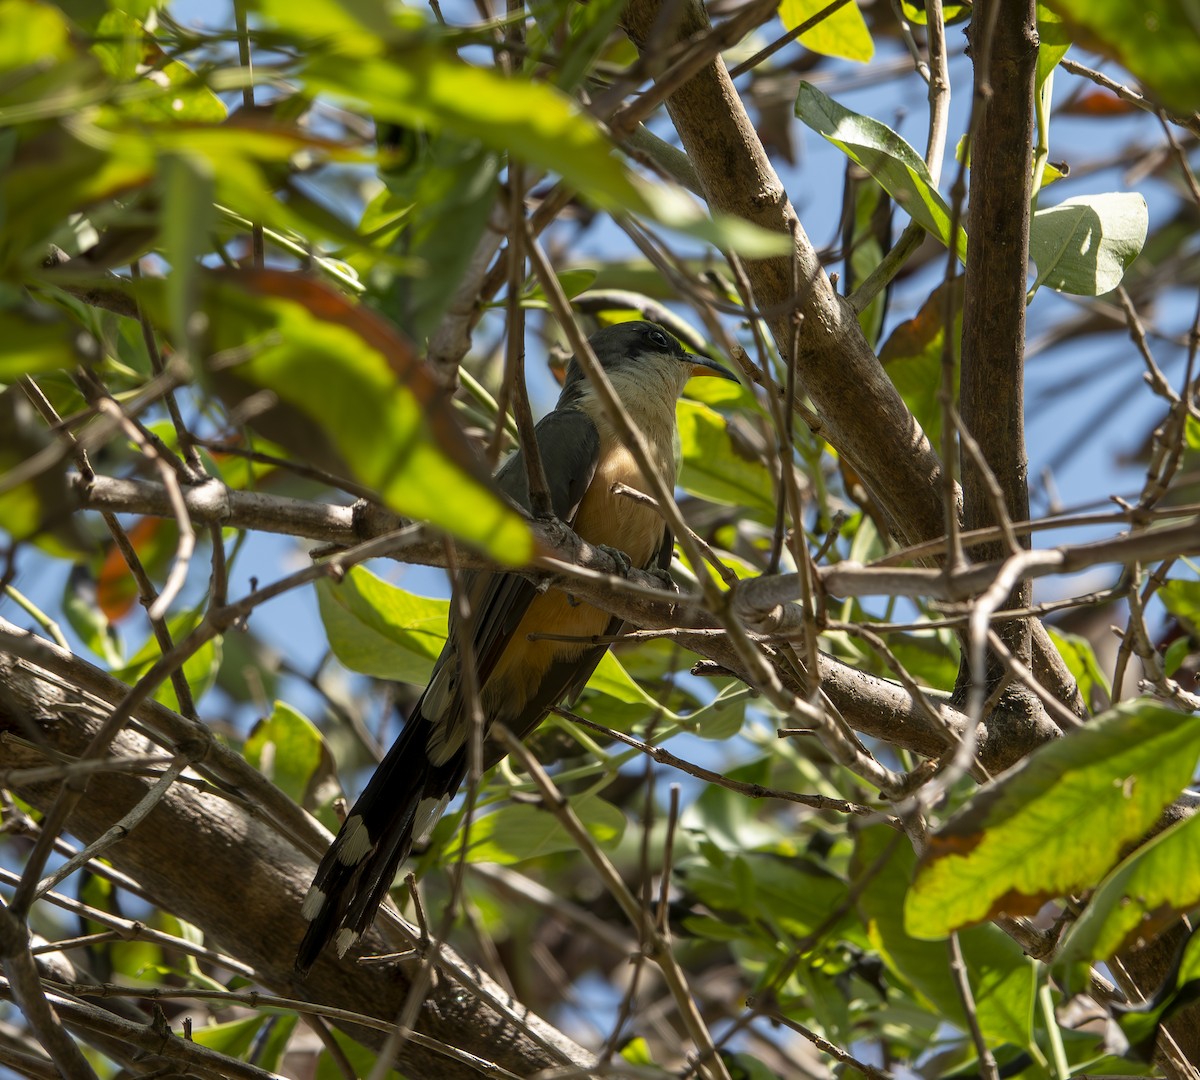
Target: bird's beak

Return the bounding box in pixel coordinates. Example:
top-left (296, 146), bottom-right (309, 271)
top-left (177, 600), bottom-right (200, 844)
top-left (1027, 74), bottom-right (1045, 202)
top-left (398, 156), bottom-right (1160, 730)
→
top-left (688, 354), bottom-right (739, 382)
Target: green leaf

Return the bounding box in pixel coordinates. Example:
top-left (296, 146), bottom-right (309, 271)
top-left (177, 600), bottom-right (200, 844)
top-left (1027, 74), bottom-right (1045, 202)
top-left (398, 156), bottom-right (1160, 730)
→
top-left (247, 1013), bottom-right (298, 1072)
top-left (1161, 578), bottom-right (1200, 633)
top-left (63, 566), bottom-right (123, 667)
top-left (304, 44), bottom-right (644, 212)
top-left (898, 0), bottom-right (971, 23)
top-left (451, 792), bottom-right (625, 864)
top-left (879, 277), bottom-right (963, 449)
top-left (371, 135), bottom-right (501, 342)
top-left (556, 0), bottom-right (629, 92)
top-left (0, 305), bottom-right (79, 380)
top-left (114, 608), bottom-right (222, 712)
top-left (92, 9), bottom-right (227, 123)
top-left (0, 0), bottom-right (73, 74)
top-left (189, 1015), bottom-right (267, 1059)
top-left (905, 700), bottom-right (1200, 939)
top-left (244, 701), bottom-right (333, 808)
top-left (684, 852), bottom-right (852, 942)
top-left (1164, 636), bottom-right (1191, 678)
top-left (856, 825), bottom-right (1036, 1047)
top-left (165, 268), bottom-right (533, 565)
top-left (1047, 626), bottom-right (1111, 710)
top-left (1028, 193), bottom-right (1148, 296)
top-left (523, 268), bottom-right (599, 305)
top-left (684, 681), bottom-right (748, 741)
top-left (1036, 4), bottom-right (1072, 94)
top-left (795, 81), bottom-right (966, 261)
top-left (316, 1029), bottom-right (403, 1080)
top-left (677, 399), bottom-right (776, 514)
top-left (315, 566), bottom-right (449, 684)
top-left (620, 1037), bottom-right (657, 1066)
top-left (274, 18), bottom-right (787, 255)
top-left (1043, 0), bottom-right (1200, 114)
top-left (160, 152), bottom-right (214, 350)
top-left (571, 650), bottom-right (683, 730)
top-left (845, 173), bottom-right (890, 346)
top-left (777, 0), bottom-right (874, 62)
top-left (0, 387), bottom-right (92, 559)
top-left (1059, 812), bottom-right (1200, 965)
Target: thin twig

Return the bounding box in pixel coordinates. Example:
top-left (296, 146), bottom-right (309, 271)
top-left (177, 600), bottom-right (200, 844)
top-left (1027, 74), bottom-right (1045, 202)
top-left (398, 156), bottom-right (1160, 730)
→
top-left (496, 723), bottom-right (733, 1080)
top-left (948, 932), bottom-right (999, 1080)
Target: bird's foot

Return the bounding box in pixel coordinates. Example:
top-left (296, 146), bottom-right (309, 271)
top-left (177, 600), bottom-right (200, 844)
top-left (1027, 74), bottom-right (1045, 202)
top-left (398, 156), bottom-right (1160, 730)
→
top-left (644, 566), bottom-right (678, 593)
top-left (595, 543), bottom-right (633, 576)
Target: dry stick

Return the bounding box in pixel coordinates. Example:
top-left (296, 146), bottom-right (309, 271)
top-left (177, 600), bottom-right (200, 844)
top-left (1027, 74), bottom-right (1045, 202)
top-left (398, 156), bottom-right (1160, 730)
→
top-left (504, 172), bottom-right (553, 516)
top-left (1118, 285), bottom-right (1179, 403)
top-left (18, 376), bottom-right (92, 484)
top-left (0, 1042), bottom-right (57, 1080)
top-left (848, 0), bottom-right (949, 311)
top-left (848, 624), bottom-right (982, 774)
top-left (0, 867), bottom-right (257, 977)
top-left (302, 1012), bottom-right (359, 1080)
top-left (34, 752), bottom-right (193, 900)
top-left (0, 977), bottom-right (282, 1080)
top-left (0, 353), bottom-right (186, 502)
top-left (67, 470), bottom-right (1200, 616)
top-left (129, 262), bottom-right (203, 474)
top-left (765, 1012), bottom-right (895, 1080)
top-left (951, 403), bottom-right (1022, 558)
top-left (557, 708), bottom-right (884, 818)
top-left (495, 723), bottom-right (733, 1080)
top-left (948, 932), bottom-right (999, 1080)
top-left (726, 251), bottom-right (794, 577)
top-left (985, 629), bottom-right (1083, 730)
top-left (609, 0), bottom-right (780, 133)
top-left (0, 908), bottom-right (98, 1080)
top-left (656, 784), bottom-right (681, 933)
top-left (98, 511), bottom-right (198, 720)
top-left (1058, 57), bottom-right (1200, 140)
top-left (193, 436), bottom-right (381, 500)
top-left (890, 0), bottom-right (931, 82)
top-left (234, 0), bottom-right (264, 268)
top-left (75, 471), bottom-right (1200, 582)
top-left (726, 0), bottom-right (851, 78)
top-left (0, 753), bottom-right (172, 789)
top-left (4, 524), bottom-right (429, 921)
top-left (92, 398), bottom-right (195, 623)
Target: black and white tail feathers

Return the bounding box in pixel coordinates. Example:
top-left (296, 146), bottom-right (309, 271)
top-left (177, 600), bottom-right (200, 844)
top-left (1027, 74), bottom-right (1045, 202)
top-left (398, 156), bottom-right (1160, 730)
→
top-left (294, 702), bottom-right (465, 975)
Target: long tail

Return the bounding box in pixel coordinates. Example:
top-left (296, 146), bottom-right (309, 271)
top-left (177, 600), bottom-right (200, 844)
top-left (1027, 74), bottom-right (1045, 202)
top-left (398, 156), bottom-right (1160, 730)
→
top-left (294, 704), bottom-right (465, 976)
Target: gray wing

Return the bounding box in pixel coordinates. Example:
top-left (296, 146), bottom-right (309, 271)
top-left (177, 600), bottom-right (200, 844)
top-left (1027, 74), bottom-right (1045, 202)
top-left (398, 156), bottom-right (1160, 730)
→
top-left (555, 525), bottom-right (674, 709)
top-left (439, 407), bottom-right (602, 695)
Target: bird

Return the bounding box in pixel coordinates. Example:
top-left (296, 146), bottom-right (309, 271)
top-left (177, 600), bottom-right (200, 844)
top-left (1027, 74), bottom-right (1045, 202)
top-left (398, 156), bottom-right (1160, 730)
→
top-left (295, 320), bottom-right (737, 974)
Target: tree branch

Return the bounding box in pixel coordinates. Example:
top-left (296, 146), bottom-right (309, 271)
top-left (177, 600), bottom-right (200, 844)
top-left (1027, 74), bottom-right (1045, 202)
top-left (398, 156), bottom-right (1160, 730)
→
top-left (0, 654), bottom-right (591, 1080)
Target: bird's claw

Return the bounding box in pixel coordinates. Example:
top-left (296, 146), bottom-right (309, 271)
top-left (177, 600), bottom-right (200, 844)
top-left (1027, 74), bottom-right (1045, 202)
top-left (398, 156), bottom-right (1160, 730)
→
top-left (644, 566), bottom-right (678, 593)
top-left (595, 543), bottom-right (633, 576)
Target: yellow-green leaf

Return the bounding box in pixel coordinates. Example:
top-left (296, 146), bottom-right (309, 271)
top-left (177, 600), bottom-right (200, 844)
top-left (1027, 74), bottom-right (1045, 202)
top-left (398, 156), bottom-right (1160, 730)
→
top-left (779, 0), bottom-right (874, 62)
top-left (905, 700), bottom-right (1200, 939)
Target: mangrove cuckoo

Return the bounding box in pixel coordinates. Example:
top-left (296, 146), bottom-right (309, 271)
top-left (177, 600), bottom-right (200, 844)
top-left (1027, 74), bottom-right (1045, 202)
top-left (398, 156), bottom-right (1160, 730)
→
top-left (296, 321), bottom-right (737, 973)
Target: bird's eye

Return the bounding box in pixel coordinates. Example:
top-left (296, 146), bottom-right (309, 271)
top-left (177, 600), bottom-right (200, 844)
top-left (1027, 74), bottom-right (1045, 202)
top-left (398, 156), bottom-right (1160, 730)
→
top-left (647, 328), bottom-right (669, 348)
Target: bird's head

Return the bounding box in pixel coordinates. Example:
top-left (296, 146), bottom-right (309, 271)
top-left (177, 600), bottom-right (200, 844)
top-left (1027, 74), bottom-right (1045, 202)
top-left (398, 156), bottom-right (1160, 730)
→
top-left (560, 321), bottom-right (738, 406)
